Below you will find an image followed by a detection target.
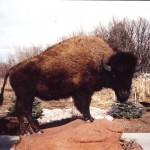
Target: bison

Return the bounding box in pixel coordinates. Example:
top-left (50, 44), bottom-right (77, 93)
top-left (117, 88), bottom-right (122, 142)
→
top-left (0, 36), bottom-right (142, 134)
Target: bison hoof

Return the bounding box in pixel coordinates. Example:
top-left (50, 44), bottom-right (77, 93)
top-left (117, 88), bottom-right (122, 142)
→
top-left (85, 120), bottom-right (91, 123)
top-left (36, 130), bottom-right (44, 134)
top-left (21, 129), bottom-right (33, 135)
top-left (84, 117), bottom-right (94, 123)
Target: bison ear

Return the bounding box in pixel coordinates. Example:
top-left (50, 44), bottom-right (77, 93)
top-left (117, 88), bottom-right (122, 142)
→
top-left (102, 55), bottom-right (111, 72)
top-left (135, 60), bottom-right (144, 72)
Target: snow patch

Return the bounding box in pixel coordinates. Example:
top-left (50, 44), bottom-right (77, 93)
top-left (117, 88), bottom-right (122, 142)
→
top-left (38, 107), bottom-right (113, 124)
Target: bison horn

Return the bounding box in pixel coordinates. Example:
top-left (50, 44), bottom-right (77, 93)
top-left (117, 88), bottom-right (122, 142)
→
top-left (102, 55), bottom-right (111, 72)
top-left (135, 61), bottom-right (144, 72)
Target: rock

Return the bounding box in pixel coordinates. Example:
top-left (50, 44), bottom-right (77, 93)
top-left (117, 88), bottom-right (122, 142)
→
top-left (15, 119), bottom-right (124, 150)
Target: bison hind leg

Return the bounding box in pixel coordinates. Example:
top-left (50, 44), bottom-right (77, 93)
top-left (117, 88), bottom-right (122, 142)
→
top-left (73, 91), bottom-right (94, 122)
top-left (16, 95), bottom-right (42, 134)
top-left (15, 98), bottom-right (33, 135)
top-left (25, 113), bottom-right (43, 134)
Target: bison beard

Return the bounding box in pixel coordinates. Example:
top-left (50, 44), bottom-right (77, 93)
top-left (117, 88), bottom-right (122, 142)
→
top-left (0, 36), bottom-right (142, 134)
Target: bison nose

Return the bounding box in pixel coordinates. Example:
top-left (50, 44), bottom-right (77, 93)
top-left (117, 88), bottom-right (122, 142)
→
top-left (119, 90), bottom-right (129, 99)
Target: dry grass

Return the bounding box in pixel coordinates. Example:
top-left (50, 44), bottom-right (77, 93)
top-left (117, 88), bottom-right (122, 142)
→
top-left (0, 78), bottom-right (14, 117)
top-left (40, 88), bottom-right (115, 110)
top-left (120, 139), bottom-right (143, 150)
top-left (132, 74), bottom-right (150, 102)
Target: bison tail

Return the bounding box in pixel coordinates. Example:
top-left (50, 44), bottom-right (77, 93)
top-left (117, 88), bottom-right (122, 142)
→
top-left (0, 72), bottom-right (9, 105)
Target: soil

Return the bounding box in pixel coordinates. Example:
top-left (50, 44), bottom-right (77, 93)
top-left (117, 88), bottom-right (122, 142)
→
top-left (0, 80), bottom-right (150, 135)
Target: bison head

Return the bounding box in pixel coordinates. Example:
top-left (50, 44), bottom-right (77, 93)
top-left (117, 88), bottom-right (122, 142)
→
top-left (102, 52), bottom-right (143, 103)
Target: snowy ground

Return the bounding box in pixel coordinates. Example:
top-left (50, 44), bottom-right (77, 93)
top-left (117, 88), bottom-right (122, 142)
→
top-left (37, 107), bottom-right (113, 124)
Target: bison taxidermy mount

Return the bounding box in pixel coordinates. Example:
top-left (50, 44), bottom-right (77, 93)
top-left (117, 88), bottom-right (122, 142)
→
top-left (0, 36), bottom-right (142, 134)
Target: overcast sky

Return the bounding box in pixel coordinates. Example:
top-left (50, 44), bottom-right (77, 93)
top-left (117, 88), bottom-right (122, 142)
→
top-left (0, 0), bottom-right (150, 61)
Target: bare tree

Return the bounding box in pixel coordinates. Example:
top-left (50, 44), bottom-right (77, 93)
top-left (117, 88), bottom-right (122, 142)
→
top-left (0, 62), bottom-right (10, 78)
top-left (7, 54), bottom-right (16, 67)
top-left (15, 46), bottom-right (43, 63)
top-left (108, 19), bottom-right (135, 52)
top-left (133, 18), bottom-right (150, 64)
top-left (0, 46), bottom-right (43, 78)
top-left (92, 17), bottom-right (150, 72)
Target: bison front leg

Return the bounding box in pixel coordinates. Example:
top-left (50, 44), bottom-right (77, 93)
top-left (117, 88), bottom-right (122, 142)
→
top-left (73, 91), bottom-right (94, 122)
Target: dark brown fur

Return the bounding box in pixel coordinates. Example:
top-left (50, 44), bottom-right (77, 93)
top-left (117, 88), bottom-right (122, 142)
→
top-left (0, 36), bottom-right (138, 134)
